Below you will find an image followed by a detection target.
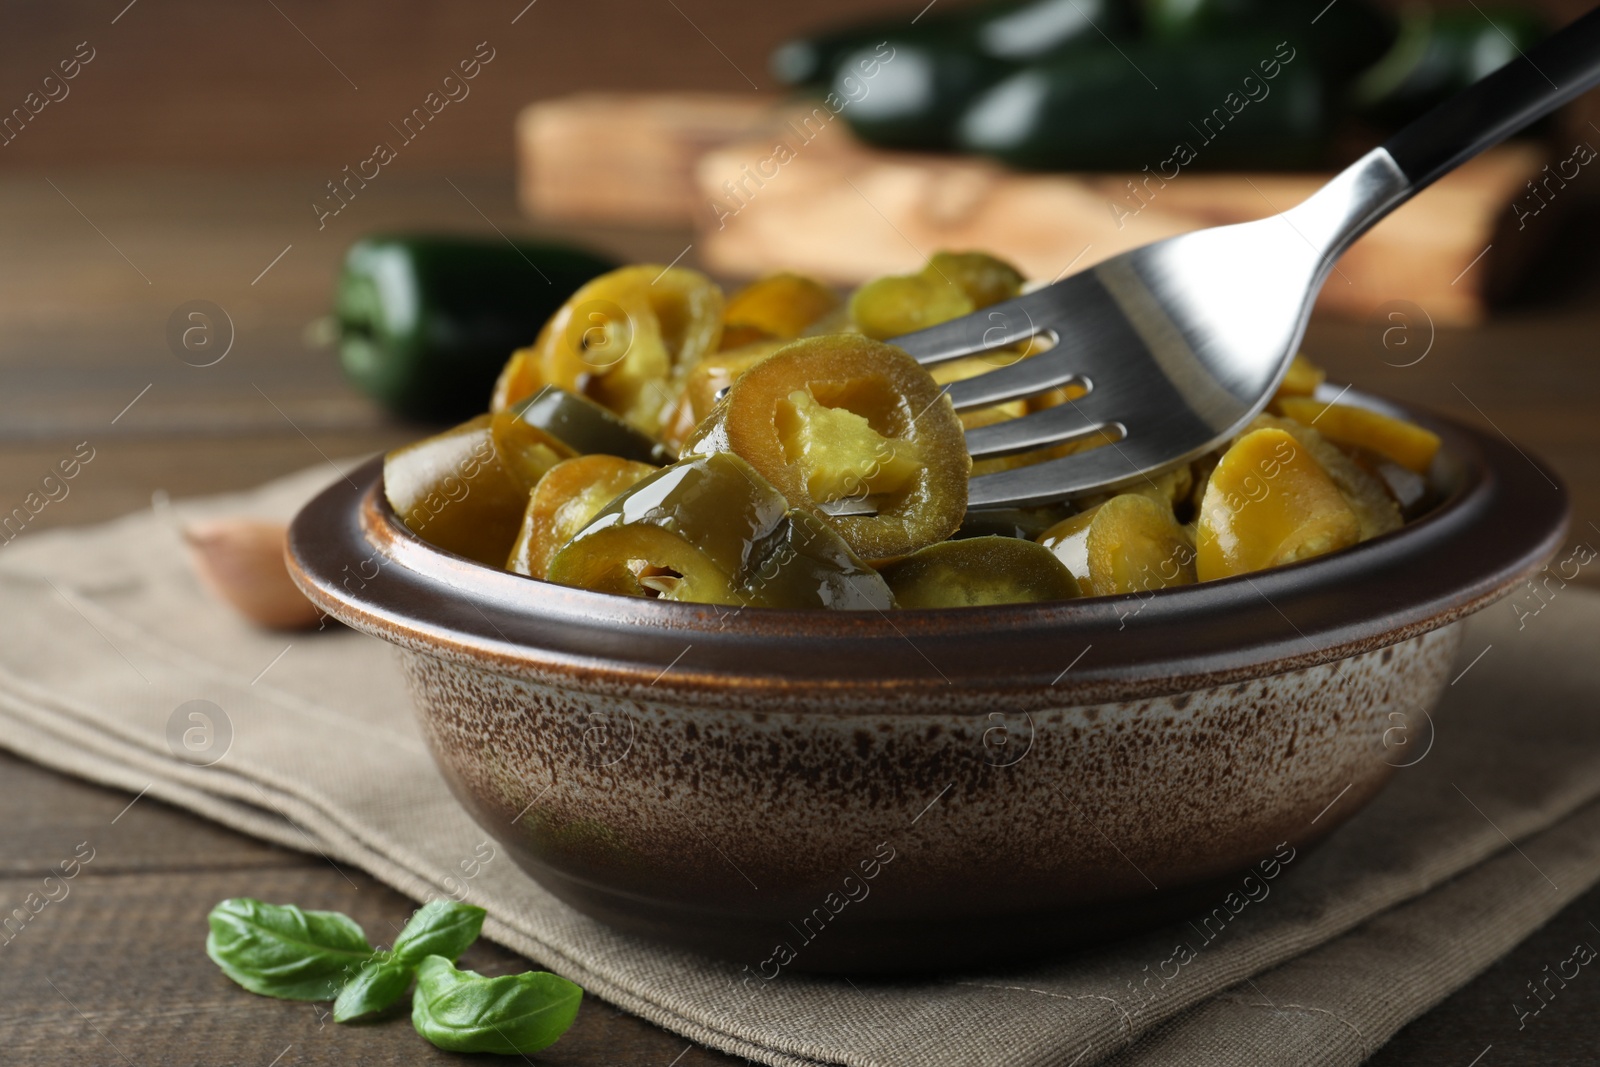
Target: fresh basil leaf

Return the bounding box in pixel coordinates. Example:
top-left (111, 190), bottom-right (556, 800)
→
top-left (205, 898), bottom-right (373, 1001)
top-left (392, 899), bottom-right (487, 966)
top-left (329, 899), bottom-right (488, 1022)
top-left (411, 955), bottom-right (583, 1054)
top-left (332, 953), bottom-right (413, 1022)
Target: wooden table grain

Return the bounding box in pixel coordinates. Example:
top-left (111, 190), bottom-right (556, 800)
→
top-left (1, 171), bottom-right (1597, 1066)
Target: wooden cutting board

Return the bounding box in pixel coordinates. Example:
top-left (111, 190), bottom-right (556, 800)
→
top-left (517, 92), bottom-right (1558, 325)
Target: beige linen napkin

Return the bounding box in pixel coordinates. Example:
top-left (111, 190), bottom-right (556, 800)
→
top-left (0, 461), bottom-right (1596, 1067)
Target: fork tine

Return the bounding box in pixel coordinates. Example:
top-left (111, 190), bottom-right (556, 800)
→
top-left (964, 400), bottom-right (1113, 459)
top-left (945, 350), bottom-right (1083, 411)
top-left (967, 442), bottom-right (1150, 510)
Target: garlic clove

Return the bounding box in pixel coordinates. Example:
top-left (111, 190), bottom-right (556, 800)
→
top-left (183, 519), bottom-right (325, 630)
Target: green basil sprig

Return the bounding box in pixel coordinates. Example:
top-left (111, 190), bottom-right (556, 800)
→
top-left (393, 898), bottom-right (487, 963)
top-left (332, 899), bottom-right (486, 1021)
top-left (331, 954), bottom-right (413, 1022)
top-left (411, 955), bottom-right (584, 1054)
top-left (206, 898), bottom-right (374, 1001)
top-left (207, 896), bottom-right (583, 1054)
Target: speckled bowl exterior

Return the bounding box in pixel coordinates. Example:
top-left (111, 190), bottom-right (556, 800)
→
top-left (288, 396), bottom-right (1567, 972)
top-left (399, 626), bottom-right (1460, 971)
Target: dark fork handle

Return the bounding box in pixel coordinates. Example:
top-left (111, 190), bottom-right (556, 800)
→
top-left (1383, 5), bottom-right (1600, 192)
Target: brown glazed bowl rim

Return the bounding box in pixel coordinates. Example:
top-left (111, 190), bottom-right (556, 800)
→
top-left (286, 390), bottom-right (1569, 706)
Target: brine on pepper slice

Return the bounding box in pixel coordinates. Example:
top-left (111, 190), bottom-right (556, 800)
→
top-left (545, 453), bottom-right (894, 609)
top-left (507, 455), bottom-right (657, 580)
top-left (683, 335), bottom-right (969, 560)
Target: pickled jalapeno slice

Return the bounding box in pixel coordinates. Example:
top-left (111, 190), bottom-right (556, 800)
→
top-left (1273, 354), bottom-right (1326, 398)
top-left (849, 272), bottom-right (975, 340)
top-left (720, 273), bottom-right (840, 350)
top-left (878, 536), bottom-right (1080, 608)
top-left (683, 335), bottom-right (969, 560)
top-left (1037, 493), bottom-right (1195, 597)
top-left (507, 455), bottom-right (657, 580)
top-left (488, 408), bottom-right (578, 492)
top-left (848, 250), bottom-right (1024, 340)
top-left (510, 385), bottom-right (673, 465)
top-left (505, 265), bottom-right (723, 433)
top-left (546, 453), bottom-right (894, 609)
top-left (1081, 495), bottom-right (1196, 598)
top-left (490, 344), bottom-right (542, 414)
top-left (923, 251), bottom-right (1026, 308)
top-left (1275, 396), bottom-right (1442, 475)
top-left (1036, 506), bottom-right (1096, 585)
top-left (383, 414), bottom-right (530, 567)
top-left (385, 246), bottom-right (1443, 610)
top-left (1241, 414), bottom-right (1400, 541)
top-left (489, 382), bottom-right (678, 497)
top-left (657, 340), bottom-right (787, 452)
top-left (1195, 428), bottom-right (1361, 580)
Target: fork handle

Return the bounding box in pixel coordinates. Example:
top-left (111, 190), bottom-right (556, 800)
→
top-left (1382, 6), bottom-right (1600, 192)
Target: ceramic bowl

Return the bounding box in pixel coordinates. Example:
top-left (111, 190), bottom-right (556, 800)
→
top-left (287, 392), bottom-right (1567, 973)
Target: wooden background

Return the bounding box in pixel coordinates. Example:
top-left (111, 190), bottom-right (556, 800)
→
top-left (1, 0), bottom-right (1597, 171)
top-left (2, 2), bottom-right (1600, 1065)
top-left (1, 0), bottom-right (898, 170)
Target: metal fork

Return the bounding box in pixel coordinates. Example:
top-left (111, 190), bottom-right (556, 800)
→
top-left (882, 8), bottom-right (1600, 510)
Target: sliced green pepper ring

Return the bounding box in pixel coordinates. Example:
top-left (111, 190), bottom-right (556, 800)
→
top-left (546, 453), bottom-right (894, 610)
top-left (877, 536), bottom-right (1081, 608)
top-left (506, 455), bottom-right (657, 580)
top-left (488, 409), bottom-right (577, 492)
top-left (659, 340), bottom-right (788, 452)
top-left (848, 250), bottom-right (1024, 340)
top-left (490, 384), bottom-right (674, 492)
top-left (383, 414), bottom-right (529, 567)
top-left (720, 272), bottom-right (840, 350)
top-left (848, 273), bottom-right (974, 341)
top-left (923, 250), bottom-right (1025, 309)
top-left (683, 335), bottom-right (970, 561)
top-left (513, 385), bottom-right (674, 465)
top-left (535, 265), bottom-right (723, 433)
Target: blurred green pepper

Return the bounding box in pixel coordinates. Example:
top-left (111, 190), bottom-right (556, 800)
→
top-left (778, 0), bottom-right (1555, 172)
top-left (1141, 0), bottom-right (1396, 82)
top-left (815, 0), bottom-right (1142, 152)
top-left (336, 234), bottom-right (616, 423)
top-left (836, 36), bottom-right (1010, 151)
top-left (957, 38), bottom-right (1329, 170)
top-left (1352, 6), bottom-right (1548, 126)
top-left (772, 0), bottom-right (1137, 89)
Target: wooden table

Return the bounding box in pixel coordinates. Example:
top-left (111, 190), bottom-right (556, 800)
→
top-left (2, 171), bottom-right (1597, 1065)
